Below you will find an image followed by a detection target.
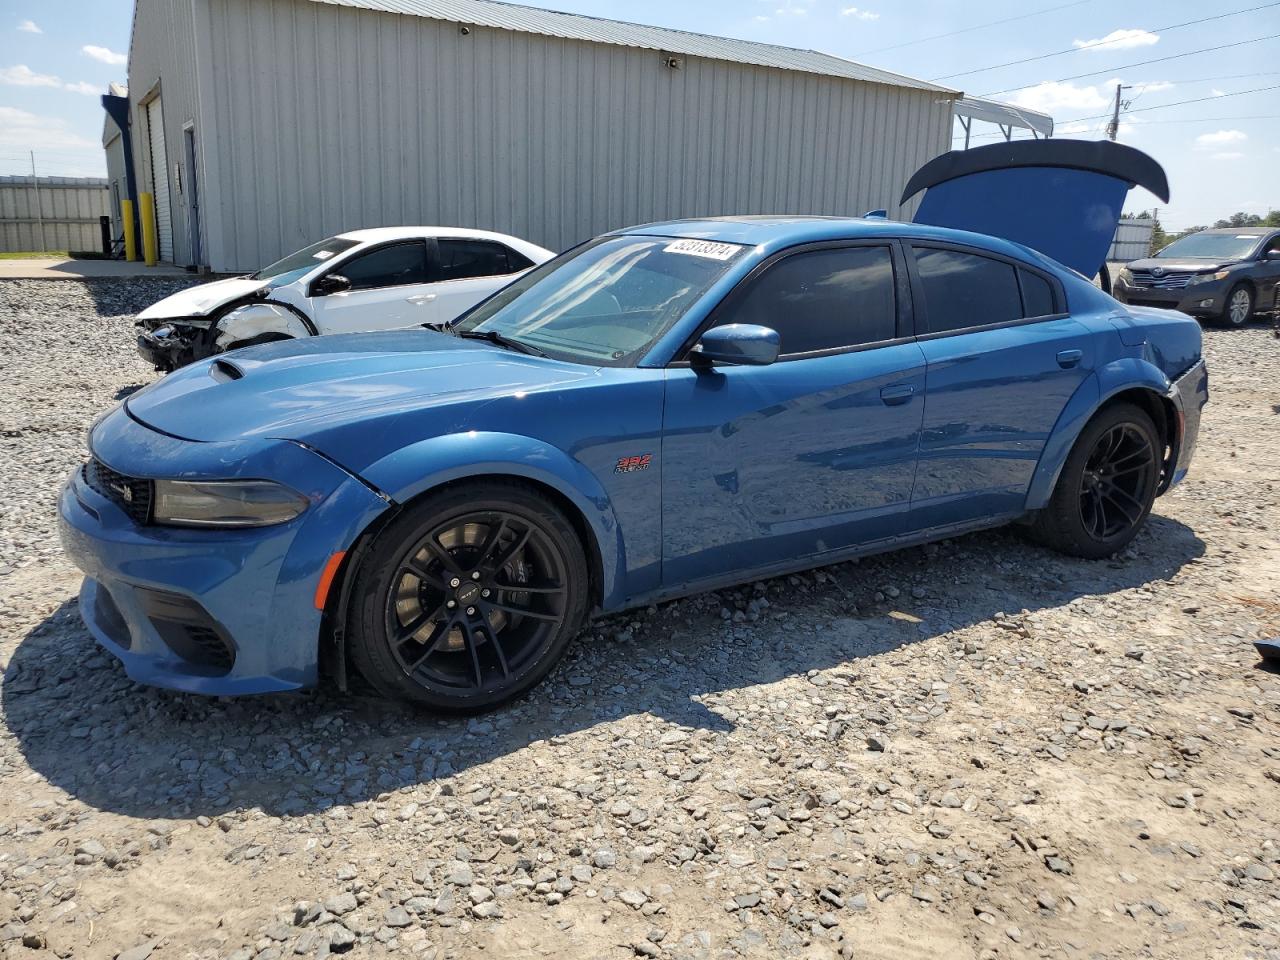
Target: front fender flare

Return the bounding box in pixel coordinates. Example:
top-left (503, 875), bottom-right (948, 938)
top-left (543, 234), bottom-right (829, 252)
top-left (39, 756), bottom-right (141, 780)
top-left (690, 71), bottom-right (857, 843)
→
top-left (214, 301), bottom-right (314, 350)
top-left (360, 432), bottom-right (624, 608)
top-left (1024, 357), bottom-right (1172, 510)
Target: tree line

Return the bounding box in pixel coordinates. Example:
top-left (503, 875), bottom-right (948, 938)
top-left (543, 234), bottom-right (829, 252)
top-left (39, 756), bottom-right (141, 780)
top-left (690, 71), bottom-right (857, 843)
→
top-left (1124, 209), bottom-right (1280, 251)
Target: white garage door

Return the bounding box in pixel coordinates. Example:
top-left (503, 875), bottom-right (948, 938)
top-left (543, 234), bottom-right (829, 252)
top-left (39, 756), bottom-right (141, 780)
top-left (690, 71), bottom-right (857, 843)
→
top-left (145, 96), bottom-right (173, 262)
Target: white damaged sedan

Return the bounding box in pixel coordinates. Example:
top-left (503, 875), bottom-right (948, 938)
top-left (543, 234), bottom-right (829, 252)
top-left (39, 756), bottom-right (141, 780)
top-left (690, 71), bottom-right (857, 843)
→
top-left (135, 227), bottom-right (554, 370)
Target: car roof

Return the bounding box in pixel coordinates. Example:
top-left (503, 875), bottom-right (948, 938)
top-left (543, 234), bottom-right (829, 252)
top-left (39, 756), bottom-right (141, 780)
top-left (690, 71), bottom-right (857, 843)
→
top-left (1193, 227), bottom-right (1274, 236)
top-left (335, 226), bottom-right (534, 244)
top-left (611, 215), bottom-right (1052, 265)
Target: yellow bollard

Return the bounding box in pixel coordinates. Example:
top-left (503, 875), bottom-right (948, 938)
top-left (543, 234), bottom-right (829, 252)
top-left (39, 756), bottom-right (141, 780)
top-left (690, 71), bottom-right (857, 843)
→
top-left (139, 192), bottom-right (158, 266)
top-left (121, 198), bottom-right (138, 261)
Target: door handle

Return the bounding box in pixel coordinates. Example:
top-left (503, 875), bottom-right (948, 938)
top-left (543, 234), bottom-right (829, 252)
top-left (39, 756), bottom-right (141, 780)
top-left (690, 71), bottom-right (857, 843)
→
top-left (406, 293), bottom-right (437, 304)
top-left (880, 383), bottom-right (916, 405)
top-left (1056, 349), bottom-right (1083, 369)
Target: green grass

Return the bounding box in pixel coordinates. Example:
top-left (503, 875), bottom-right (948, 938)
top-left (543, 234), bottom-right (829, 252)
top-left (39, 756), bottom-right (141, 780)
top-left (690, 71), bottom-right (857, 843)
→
top-left (0, 250), bottom-right (70, 260)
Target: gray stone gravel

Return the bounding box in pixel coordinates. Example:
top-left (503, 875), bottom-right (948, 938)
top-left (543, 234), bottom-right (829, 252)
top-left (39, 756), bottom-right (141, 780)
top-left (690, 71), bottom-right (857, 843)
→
top-left (1, 279), bottom-right (1279, 959)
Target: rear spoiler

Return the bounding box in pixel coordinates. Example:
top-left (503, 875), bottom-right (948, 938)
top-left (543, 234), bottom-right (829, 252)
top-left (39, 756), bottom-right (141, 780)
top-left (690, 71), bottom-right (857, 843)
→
top-left (900, 140), bottom-right (1170, 278)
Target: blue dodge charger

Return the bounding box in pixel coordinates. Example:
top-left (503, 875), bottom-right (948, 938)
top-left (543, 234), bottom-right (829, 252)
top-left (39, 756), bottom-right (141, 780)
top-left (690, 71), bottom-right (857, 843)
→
top-left (60, 141), bottom-right (1208, 711)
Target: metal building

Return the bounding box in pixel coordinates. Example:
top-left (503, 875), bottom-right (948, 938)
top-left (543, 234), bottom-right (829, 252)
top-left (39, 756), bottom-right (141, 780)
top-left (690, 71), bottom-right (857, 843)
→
top-left (114, 0), bottom-right (960, 273)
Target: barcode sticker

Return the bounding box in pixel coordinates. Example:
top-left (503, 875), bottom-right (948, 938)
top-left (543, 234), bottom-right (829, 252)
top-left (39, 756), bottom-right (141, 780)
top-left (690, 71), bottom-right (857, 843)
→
top-left (664, 238), bottom-right (743, 261)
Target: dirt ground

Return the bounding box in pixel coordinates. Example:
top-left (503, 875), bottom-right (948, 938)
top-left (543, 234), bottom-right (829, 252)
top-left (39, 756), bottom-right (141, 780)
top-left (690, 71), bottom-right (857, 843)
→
top-left (0, 279), bottom-right (1277, 960)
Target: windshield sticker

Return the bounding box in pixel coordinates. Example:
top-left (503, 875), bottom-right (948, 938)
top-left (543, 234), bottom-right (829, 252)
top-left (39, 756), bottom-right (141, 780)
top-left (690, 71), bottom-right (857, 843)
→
top-left (664, 238), bottom-right (743, 261)
top-left (313, 250), bottom-right (336, 260)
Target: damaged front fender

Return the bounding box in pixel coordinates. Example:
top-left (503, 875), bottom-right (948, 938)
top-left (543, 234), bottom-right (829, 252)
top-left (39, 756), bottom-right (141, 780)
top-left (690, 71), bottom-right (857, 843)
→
top-left (214, 302), bottom-right (315, 351)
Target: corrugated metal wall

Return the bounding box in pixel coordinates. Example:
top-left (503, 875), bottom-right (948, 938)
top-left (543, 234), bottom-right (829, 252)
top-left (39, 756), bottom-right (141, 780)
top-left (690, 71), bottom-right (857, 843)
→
top-left (199, 0), bottom-right (955, 272)
top-left (126, 0), bottom-right (202, 265)
top-left (0, 177), bottom-right (109, 253)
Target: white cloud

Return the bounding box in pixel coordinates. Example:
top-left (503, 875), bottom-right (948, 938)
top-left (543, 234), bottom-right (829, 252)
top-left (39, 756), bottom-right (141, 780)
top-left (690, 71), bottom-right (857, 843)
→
top-left (841, 6), bottom-right (879, 19)
top-left (1211, 152), bottom-right (1245, 161)
top-left (63, 80), bottom-right (100, 96)
top-left (18, 19), bottom-right (41, 34)
top-left (0, 106), bottom-right (99, 153)
top-left (1074, 28), bottom-right (1159, 52)
top-left (1196, 129), bottom-right (1248, 147)
top-left (1009, 80), bottom-right (1110, 113)
top-left (81, 44), bottom-right (127, 66)
top-left (0, 63), bottom-right (61, 87)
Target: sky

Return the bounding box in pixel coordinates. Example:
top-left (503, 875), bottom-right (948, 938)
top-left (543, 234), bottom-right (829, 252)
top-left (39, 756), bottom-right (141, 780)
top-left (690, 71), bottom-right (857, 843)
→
top-left (0, 0), bottom-right (1276, 230)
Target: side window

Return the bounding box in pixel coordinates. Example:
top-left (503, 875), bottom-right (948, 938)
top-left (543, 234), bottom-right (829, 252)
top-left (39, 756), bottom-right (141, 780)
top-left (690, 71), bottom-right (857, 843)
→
top-left (912, 247), bottom-right (1021, 334)
top-left (716, 246), bottom-right (897, 355)
top-left (334, 241), bottom-right (428, 291)
top-left (1019, 269), bottom-right (1058, 318)
top-left (435, 239), bottom-right (531, 281)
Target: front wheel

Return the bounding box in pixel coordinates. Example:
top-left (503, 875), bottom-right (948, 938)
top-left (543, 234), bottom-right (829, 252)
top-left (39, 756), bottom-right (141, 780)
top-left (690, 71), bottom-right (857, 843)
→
top-left (1220, 283), bottom-right (1254, 327)
top-left (348, 481), bottom-right (589, 712)
top-left (1030, 403), bottom-right (1161, 559)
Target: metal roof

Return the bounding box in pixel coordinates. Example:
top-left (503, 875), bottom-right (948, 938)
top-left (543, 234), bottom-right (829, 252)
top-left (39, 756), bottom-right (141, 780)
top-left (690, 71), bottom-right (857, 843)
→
top-left (306, 0), bottom-right (959, 94)
top-left (954, 96), bottom-right (1053, 138)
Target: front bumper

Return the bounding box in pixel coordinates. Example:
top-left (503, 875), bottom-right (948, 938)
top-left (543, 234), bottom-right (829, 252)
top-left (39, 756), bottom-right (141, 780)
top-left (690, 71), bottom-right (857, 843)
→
top-left (58, 407), bottom-right (389, 695)
top-left (1113, 280), bottom-right (1227, 317)
top-left (1163, 359), bottom-right (1208, 492)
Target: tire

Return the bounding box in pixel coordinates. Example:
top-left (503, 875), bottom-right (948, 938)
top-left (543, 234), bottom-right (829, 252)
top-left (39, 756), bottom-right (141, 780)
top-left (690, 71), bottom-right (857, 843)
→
top-left (347, 480), bottom-right (589, 712)
top-left (219, 332), bottom-right (294, 353)
top-left (1220, 283), bottom-right (1254, 327)
top-left (1030, 403), bottom-right (1161, 559)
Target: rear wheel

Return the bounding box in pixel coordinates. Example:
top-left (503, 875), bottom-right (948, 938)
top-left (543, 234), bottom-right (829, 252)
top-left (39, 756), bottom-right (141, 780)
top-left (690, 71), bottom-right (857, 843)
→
top-left (348, 481), bottom-right (589, 712)
top-left (1220, 283), bottom-right (1254, 327)
top-left (1030, 403), bottom-right (1161, 559)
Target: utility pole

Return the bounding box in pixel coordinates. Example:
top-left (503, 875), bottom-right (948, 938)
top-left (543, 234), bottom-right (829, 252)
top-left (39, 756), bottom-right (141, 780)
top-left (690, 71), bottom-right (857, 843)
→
top-left (29, 151), bottom-right (48, 253)
top-left (1106, 83), bottom-right (1132, 141)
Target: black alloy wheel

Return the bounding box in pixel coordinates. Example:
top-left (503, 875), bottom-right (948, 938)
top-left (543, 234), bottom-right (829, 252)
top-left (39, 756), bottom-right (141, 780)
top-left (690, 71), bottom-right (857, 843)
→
top-left (1029, 402), bottom-right (1161, 559)
top-left (349, 482), bottom-right (588, 711)
top-left (1077, 422), bottom-right (1157, 542)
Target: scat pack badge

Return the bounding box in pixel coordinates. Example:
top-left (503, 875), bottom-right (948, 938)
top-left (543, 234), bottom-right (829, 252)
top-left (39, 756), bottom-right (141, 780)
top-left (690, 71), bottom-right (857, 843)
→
top-left (614, 453), bottom-right (653, 474)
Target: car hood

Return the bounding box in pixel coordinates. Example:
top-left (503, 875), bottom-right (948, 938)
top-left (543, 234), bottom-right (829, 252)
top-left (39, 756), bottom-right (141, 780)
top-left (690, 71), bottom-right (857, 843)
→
top-left (1124, 257), bottom-right (1235, 273)
top-left (123, 329), bottom-right (595, 446)
top-left (136, 276), bottom-right (269, 321)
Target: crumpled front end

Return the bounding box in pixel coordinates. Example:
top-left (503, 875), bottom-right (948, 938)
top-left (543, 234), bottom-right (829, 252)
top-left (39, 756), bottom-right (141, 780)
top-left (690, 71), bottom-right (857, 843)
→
top-left (136, 317), bottom-right (216, 371)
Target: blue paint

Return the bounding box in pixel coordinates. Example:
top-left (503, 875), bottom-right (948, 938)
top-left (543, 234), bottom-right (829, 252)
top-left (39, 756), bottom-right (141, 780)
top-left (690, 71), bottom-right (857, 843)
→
top-left (58, 214), bottom-right (1206, 697)
top-left (913, 167), bottom-right (1128, 278)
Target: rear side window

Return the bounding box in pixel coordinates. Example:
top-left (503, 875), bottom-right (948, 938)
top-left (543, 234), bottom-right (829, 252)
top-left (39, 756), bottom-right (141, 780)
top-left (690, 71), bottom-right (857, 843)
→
top-left (716, 246), bottom-right (897, 355)
top-left (435, 239), bottom-right (532, 281)
top-left (336, 241), bottom-right (428, 290)
top-left (1019, 269), bottom-right (1058, 318)
top-left (912, 247), bottom-right (1021, 334)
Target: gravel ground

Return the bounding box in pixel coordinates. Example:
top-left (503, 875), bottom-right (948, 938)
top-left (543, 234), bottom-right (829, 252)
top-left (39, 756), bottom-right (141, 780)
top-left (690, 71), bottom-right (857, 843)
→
top-left (1, 278), bottom-right (1278, 960)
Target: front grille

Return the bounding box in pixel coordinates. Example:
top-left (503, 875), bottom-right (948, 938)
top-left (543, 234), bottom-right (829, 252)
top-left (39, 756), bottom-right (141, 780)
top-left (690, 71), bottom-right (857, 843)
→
top-left (1129, 269), bottom-right (1194, 290)
top-left (83, 458), bottom-right (153, 524)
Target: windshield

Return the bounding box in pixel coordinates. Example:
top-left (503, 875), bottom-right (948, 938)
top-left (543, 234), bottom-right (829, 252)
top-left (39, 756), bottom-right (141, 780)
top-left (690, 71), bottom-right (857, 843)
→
top-left (452, 235), bottom-right (747, 365)
top-left (252, 237), bottom-right (360, 282)
top-left (1156, 232), bottom-right (1260, 260)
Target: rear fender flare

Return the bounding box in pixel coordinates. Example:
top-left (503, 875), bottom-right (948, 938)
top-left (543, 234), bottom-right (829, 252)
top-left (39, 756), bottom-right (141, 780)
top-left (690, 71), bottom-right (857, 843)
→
top-left (214, 301), bottom-right (315, 350)
top-left (1025, 358), bottom-right (1172, 510)
top-left (360, 432), bottom-right (624, 607)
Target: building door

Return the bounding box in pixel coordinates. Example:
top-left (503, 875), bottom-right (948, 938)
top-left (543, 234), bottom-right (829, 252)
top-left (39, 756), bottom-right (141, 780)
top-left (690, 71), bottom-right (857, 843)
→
top-left (183, 126), bottom-right (201, 267)
top-left (145, 96), bottom-right (173, 261)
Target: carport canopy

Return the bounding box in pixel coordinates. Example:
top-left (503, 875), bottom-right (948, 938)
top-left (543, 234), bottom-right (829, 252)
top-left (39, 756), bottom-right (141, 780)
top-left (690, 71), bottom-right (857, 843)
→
top-left (954, 95), bottom-right (1054, 148)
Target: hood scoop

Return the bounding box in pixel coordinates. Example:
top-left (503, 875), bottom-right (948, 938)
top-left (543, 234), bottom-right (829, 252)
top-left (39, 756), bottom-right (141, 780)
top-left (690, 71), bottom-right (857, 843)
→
top-left (210, 358), bottom-right (246, 382)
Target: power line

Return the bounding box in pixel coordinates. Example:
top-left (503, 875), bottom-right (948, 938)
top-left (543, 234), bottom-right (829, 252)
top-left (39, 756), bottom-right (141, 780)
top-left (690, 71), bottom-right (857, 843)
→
top-left (931, 2), bottom-right (1280, 81)
top-left (980, 34), bottom-right (1280, 97)
top-left (856, 0), bottom-right (1094, 56)
top-left (1055, 82), bottom-right (1280, 124)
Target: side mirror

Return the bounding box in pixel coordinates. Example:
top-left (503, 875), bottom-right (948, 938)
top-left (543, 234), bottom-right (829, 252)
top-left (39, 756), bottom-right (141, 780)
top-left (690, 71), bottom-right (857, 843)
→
top-left (312, 273), bottom-right (351, 296)
top-left (691, 324), bottom-right (780, 367)
top-left (1264, 249), bottom-right (1280, 261)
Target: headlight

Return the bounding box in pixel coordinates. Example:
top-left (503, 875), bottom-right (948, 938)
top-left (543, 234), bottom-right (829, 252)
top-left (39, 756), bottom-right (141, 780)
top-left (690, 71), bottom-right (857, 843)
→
top-left (152, 479), bottom-right (309, 527)
top-left (1119, 268), bottom-right (1133, 284)
top-left (1188, 270), bottom-right (1230, 285)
